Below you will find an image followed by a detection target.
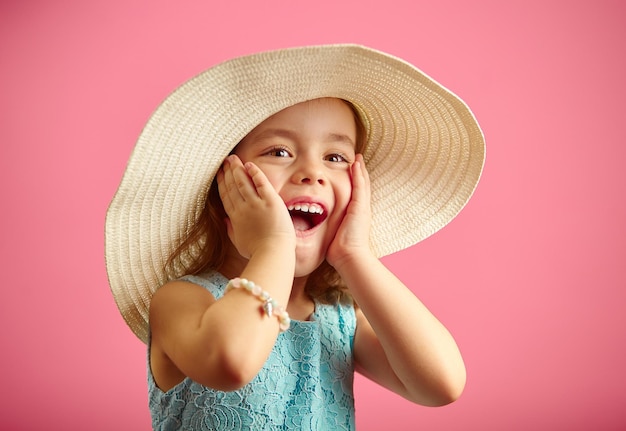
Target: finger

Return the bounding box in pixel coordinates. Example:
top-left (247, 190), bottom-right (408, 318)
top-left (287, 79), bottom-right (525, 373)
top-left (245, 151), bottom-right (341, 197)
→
top-left (350, 155), bottom-right (365, 194)
top-left (244, 162), bottom-right (276, 201)
top-left (219, 158), bottom-right (245, 211)
top-left (228, 156), bottom-right (261, 202)
top-left (350, 155), bottom-right (372, 209)
top-left (222, 155), bottom-right (252, 205)
top-left (357, 154), bottom-right (371, 188)
top-left (216, 167), bottom-right (235, 215)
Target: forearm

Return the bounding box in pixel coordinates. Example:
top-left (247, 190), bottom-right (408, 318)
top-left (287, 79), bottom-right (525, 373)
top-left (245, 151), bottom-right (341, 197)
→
top-left (190, 156), bottom-right (300, 389)
top-left (191, 243), bottom-right (295, 389)
top-left (336, 252), bottom-right (466, 404)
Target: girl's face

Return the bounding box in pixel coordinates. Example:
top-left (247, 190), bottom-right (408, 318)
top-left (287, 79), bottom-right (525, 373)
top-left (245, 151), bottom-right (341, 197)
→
top-left (234, 98), bottom-right (357, 277)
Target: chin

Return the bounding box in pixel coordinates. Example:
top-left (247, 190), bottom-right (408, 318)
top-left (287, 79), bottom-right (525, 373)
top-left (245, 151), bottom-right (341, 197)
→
top-left (293, 263), bottom-right (321, 278)
top-left (293, 254), bottom-right (326, 278)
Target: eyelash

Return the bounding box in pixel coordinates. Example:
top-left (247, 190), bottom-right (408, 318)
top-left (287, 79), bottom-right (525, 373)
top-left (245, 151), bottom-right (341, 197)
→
top-left (265, 146), bottom-right (291, 158)
top-left (325, 153), bottom-right (350, 163)
top-left (264, 146), bottom-right (351, 163)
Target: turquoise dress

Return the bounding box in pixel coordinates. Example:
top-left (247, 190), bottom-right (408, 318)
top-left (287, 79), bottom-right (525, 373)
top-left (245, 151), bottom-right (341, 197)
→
top-left (148, 271), bottom-right (356, 430)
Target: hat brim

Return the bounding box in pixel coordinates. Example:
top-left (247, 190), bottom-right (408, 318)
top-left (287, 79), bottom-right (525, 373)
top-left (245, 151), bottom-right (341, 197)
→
top-left (105, 44), bottom-right (485, 343)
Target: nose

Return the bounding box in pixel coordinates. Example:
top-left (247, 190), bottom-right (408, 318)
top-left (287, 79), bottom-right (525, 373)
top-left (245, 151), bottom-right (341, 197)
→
top-left (292, 158), bottom-right (325, 185)
top-left (300, 175), bottom-right (324, 185)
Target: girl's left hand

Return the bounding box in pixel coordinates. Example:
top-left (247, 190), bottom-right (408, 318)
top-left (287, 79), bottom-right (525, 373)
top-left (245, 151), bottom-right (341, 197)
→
top-left (327, 154), bottom-right (373, 270)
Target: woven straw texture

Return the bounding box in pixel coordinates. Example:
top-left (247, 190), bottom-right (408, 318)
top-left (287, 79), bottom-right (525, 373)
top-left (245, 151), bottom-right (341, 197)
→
top-left (105, 44), bottom-right (485, 343)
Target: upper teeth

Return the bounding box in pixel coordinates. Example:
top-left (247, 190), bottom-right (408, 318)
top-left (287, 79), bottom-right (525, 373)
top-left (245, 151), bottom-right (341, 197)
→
top-left (288, 203), bottom-right (324, 215)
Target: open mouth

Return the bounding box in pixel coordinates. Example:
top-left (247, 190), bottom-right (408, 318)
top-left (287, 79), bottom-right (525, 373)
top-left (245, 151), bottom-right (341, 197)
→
top-left (287, 203), bottom-right (327, 232)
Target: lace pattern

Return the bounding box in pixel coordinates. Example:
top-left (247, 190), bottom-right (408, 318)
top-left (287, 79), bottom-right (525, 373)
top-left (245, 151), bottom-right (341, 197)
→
top-left (148, 271), bottom-right (356, 430)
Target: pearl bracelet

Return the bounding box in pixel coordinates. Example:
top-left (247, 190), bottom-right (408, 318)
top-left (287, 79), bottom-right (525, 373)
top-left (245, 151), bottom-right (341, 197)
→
top-left (225, 278), bottom-right (291, 332)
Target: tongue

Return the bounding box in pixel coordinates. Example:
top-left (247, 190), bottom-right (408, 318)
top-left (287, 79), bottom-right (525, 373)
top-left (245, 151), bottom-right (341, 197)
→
top-left (291, 214), bottom-right (312, 232)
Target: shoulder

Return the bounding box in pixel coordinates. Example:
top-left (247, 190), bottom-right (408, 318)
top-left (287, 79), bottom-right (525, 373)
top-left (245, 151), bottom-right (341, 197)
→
top-left (149, 280), bottom-right (212, 323)
top-left (151, 271), bottom-right (227, 306)
top-left (149, 271), bottom-right (226, 322)
top-left (179, 271), bottom-right (229, 297)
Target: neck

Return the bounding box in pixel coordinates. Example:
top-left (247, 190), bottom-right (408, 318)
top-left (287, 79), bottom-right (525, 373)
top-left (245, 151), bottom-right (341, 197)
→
top-left (217, 249), bottom-right (310, 298)
top-left (290, 275), bottom-right (308, 300)
top-left (217, 250), bottom-right (315, 320)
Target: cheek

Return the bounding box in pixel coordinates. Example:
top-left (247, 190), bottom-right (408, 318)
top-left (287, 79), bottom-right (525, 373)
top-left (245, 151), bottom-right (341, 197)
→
top-left (333, 174), bottom-right (353, 208)
top-left (263, 169), bottom-right (285, 192)
top-left (257, 167), bottom-right (286, 192)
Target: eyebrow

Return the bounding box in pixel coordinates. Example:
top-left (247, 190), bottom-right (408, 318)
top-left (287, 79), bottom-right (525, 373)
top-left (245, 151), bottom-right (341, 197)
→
top-left (254, 128), bottom-right (355, 147)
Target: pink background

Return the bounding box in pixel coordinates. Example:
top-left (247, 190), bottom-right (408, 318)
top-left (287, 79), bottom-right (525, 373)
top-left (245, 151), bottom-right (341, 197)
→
top-left (1, 0), bottom-right (625, 429)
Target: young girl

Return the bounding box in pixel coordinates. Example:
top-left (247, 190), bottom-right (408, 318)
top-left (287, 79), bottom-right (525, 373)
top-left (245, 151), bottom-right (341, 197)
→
top-left (105, 44), bottom-right (485, 430)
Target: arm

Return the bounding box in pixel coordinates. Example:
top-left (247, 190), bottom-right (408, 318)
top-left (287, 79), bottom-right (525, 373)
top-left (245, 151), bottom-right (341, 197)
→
top-left (327, 156), bottom-right (466, 406)
top-left (340, 255), bottom-right (466, 406)
top-left (150, 156), bottom-right (295, 391)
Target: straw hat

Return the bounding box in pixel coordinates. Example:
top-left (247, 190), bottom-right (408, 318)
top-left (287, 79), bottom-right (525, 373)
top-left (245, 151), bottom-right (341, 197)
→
top-left (105, 44), bottom-right (485, 343)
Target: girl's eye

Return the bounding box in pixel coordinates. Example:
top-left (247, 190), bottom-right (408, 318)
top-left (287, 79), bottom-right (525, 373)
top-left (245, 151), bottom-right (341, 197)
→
top-left (325, 153), bottom-right (349, 163)
top-left (265, 146), bottom-right (291, 158)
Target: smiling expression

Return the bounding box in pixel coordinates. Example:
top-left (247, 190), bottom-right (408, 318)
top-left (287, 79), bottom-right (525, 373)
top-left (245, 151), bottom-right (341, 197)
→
top-left (234, 97), bottom-right (358, 276)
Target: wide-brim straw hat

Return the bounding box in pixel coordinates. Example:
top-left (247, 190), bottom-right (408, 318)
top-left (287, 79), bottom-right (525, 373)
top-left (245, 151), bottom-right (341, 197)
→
top-left (105, 44), bottom-right (485, 343)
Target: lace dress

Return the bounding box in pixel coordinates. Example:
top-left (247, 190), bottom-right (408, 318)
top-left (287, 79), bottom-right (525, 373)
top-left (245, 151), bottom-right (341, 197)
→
top-left (148, 271), bottom-right (356, 430)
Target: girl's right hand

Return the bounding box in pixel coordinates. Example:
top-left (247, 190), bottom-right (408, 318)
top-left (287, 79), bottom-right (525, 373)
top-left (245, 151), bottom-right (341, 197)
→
top-left (217, 155), bottom-right (296, 259)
